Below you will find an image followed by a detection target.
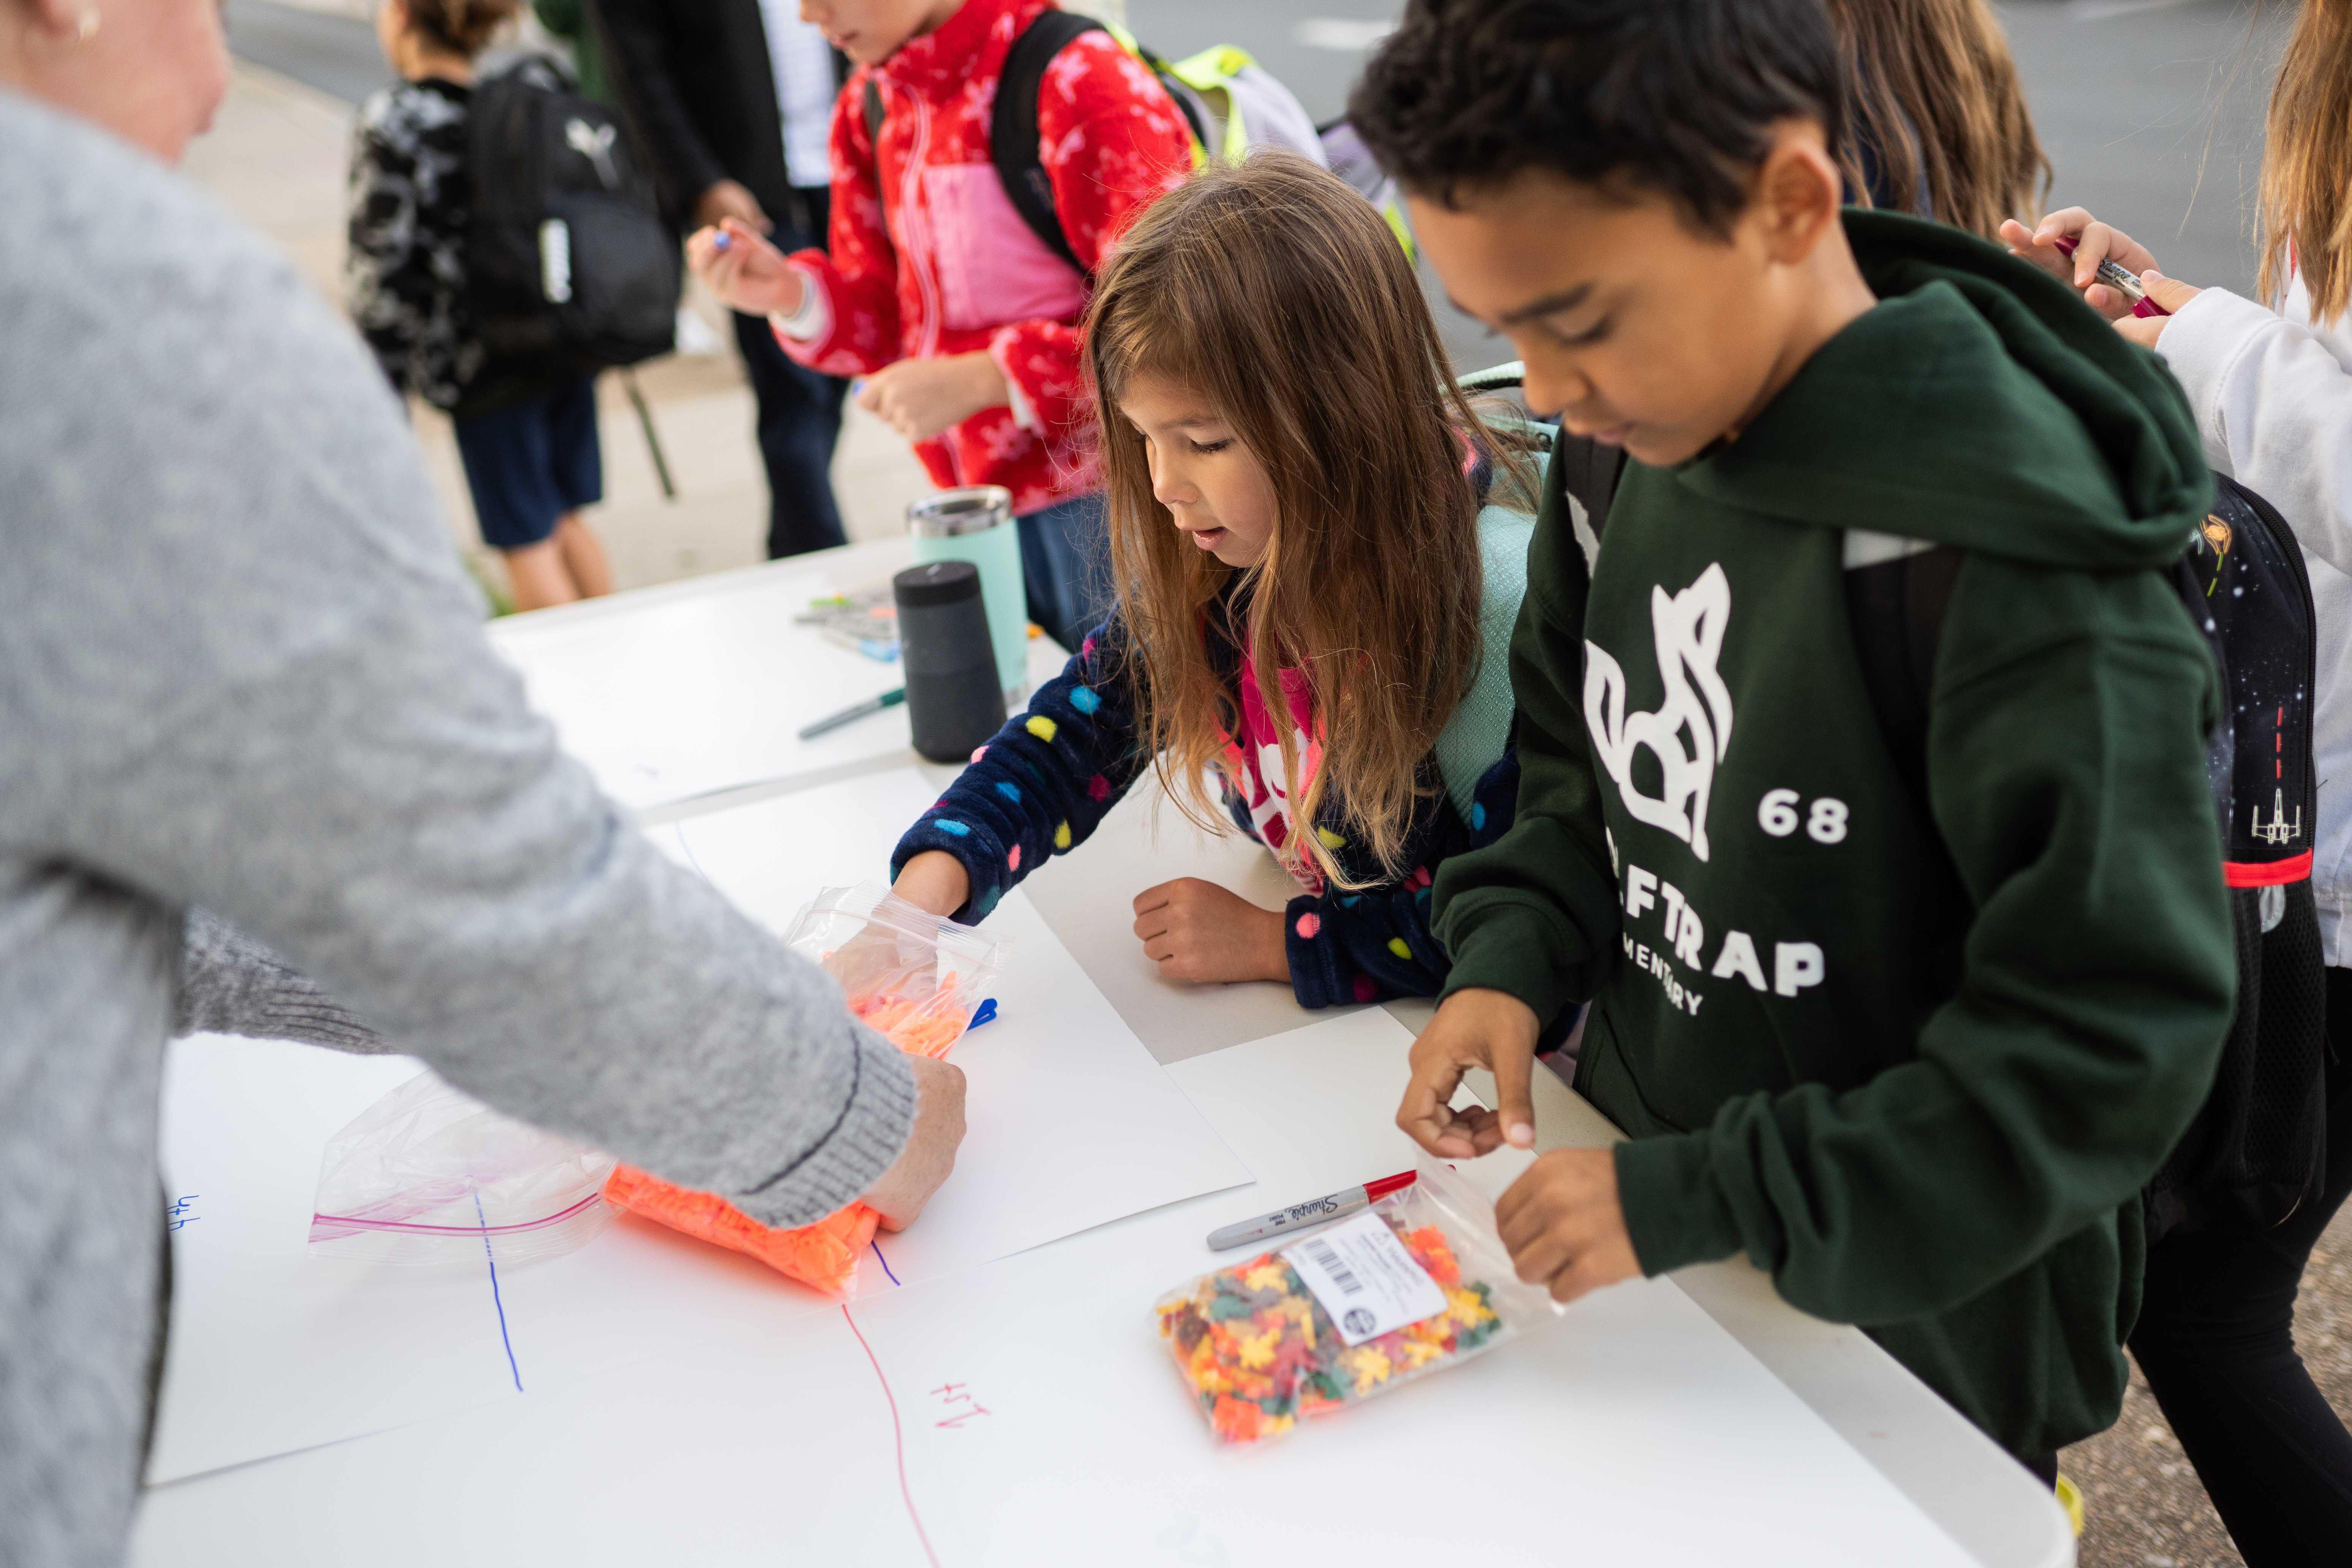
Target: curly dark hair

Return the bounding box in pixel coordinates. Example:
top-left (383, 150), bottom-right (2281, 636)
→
top-left (1347, 0), bottom-right (1847, 235)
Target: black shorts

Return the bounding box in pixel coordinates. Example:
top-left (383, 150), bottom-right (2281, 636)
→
top-left (452, 376), bottom-right (603, 549)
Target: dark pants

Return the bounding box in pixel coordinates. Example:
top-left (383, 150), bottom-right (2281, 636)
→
top-left (732, 185), bottom-right (847, 560)
top-left (1017, 492), bottom-right (1108, 654)
top-left (2131, 966), bottom-right (2352, 1565)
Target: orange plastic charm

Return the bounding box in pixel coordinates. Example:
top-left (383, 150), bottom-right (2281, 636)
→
top-left (602, 1164), bottom-right (880, 1294)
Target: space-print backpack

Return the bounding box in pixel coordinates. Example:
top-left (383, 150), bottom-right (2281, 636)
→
top-left (1533, 407), bottom-right (2329, 1240)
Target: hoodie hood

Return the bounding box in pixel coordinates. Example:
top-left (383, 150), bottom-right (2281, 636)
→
top-left (1675, 209), bottom-right (2211, 572)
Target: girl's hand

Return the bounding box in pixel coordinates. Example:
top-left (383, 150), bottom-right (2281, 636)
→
top-left (857, 352), bottom-right (1010, 442)
top-left (2113, 272), bottom-right (2202, 351)
top-left (891, 850), bottom-right (971, 918)
top-left (1396, 986), bottom-right (1540, 1157)
top-left (1495, 1148), bottom-right (1641, 1304)
top-left (1999, 207), bottom-right (2162, 319)
top-left (686, 217), bottom-right (805, 317)
top-left (1131, 879), bottom-right (1290, 985)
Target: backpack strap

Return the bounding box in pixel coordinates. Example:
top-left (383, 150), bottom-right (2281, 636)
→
top-left (1560, 431), bottom-right (1954, 791)
top-left (1553, 432), bottom-right (1628, 535)
top-left (989, 8), bottom-right (1101, 278)
top-left (1843, 545), bottom-right (1961, 801)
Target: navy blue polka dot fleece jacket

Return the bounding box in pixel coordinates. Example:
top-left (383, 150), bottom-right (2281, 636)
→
top-left (891, 482), bottom-right (1537, 1009)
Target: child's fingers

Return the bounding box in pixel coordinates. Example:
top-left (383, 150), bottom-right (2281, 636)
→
top-left (1397, 1064), bottom-right (1478, 1156)
top-left (2030, 205), bottom-right (2094, 248)
top-left (1490, 1038), bottom-right (1537, 1149)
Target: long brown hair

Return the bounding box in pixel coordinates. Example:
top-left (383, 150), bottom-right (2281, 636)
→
top-left (2260, 0), bottom-right (2352, 322)
top-left (1827, 0), bottom-right (2050, 238)
top-left (1083, 153), bottom-right (1497, 889)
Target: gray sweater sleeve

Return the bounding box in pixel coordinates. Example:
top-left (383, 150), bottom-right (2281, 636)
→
top-left (0, 99), bottom-right (912, 1230)
top-left (177, 907), bottom-right (386, 1053)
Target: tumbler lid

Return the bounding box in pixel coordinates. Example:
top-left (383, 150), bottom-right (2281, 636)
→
top-left (893, 560), bottom-right (983, 609)
top-left (907, 486), bottom-right (1013, 537)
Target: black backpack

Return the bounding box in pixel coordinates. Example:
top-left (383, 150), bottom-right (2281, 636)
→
top-left (1539, 419), bottom-right (2329, 1241)
top-left (467, 57), bottom-right (678, 382)
top-left (861, 11), bottom-right (1344, 279)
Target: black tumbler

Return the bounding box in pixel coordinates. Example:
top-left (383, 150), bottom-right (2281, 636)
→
top-left (894, 561), bottom-right (1008, 763)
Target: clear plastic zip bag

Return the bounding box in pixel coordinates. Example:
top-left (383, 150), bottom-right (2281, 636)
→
top-left (309, 1070), bottom-right (616, 1265)
top-left (601, 882), bottom-right (1006, 1293)
top-left (1155, 1160), bottom-right (1566, 1443)
top-left (785, 881), bottom-right (1008, 1056)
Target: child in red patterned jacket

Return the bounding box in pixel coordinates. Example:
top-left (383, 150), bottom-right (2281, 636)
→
top-left (687, 0), bottom-right (1193, 650)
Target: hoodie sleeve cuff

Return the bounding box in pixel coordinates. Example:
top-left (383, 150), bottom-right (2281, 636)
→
top-left (1614, 1132), bottom-right (1743, 1276)
top-left (732, 1023), bottom-right (917, 1230)
top-left (1434, 890), bottom-right (1577, 1024)
top-left (769, 264), bottom-right (830, 343)
top-left (177, 907), bottom-right (386, 1054)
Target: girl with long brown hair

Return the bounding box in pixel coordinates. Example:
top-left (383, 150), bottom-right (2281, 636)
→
top-left (888, 152), bottom-right (1538, 1008)
top-left (2001, 6), bottom-right (2352, 1558)
top-left (1827, 0), bottom-right (2049, 236)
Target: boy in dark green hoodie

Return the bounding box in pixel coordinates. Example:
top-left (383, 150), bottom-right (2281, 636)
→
top-left (1350, 0), bottom-right (2234, 1465)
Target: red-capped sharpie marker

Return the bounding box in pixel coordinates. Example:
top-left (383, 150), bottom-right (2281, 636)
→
top-left (1206, 1170), bottom-right (1416, 1250)
top-left (2051, 233), bottom-right (2168, 319)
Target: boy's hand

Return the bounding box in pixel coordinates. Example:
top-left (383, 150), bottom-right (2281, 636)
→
top-left (891, 850), bottom-right (972, 918)
top-left (1397, 986), bottom-right (1540, 1157)
top-left (857, 352), bottom-right (1010, 442)
top-left (857, 1054), bottom-right (967, 1231)
top-left (1495, 1147), bottom-right (1641, 1303)
top-left (1998, 208), bottom-right (2162, 318)
top-left (1132, 878), bottom-right (1290, 984)
top-left (686, 218), bottom-right (805, 317)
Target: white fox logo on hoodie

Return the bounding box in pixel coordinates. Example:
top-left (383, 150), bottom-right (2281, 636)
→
top-left (1584, 563), bottom-right (1737, 860)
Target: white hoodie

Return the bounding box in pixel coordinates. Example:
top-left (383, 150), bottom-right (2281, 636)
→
top-left (2160, 270), bottom-right (2352, 965)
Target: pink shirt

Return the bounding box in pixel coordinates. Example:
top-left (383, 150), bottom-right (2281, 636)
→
top-left (1225, 650), bottom-right (1326, 894)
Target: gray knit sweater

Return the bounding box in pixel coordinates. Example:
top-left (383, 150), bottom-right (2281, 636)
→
top-left (0, 90), bottom-right (915, 1568)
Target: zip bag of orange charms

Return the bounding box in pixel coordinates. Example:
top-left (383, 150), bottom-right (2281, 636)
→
top-left (603, 882), bottom-right (1005, 1293)
top-left (1154, 1159), bottom-right (1566, 1444)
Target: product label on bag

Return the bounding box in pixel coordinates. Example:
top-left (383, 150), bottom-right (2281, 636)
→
top-left (1283, 1212), bottom-right (1449, 1346)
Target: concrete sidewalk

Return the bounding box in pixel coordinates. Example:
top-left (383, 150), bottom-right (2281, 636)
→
top-left (182, 58), bottom-right (936, 601)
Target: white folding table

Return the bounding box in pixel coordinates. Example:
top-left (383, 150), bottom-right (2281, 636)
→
top-left (131, 541), bottom-right (2075, 1568)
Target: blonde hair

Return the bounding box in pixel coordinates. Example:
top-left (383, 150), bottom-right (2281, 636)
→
top-left (1083, 153), bottom-right (1511, 888)
top-left (2260, 0), bottom-right (2352, 323)
top-left (1827, 0), bottom-right (2050, 238)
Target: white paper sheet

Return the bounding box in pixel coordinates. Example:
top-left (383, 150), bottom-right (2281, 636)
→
top-left (151, 770), bottom-right (1249, 1481)
top-left (141, 1013), bottom-right (1976, 1566)
top-left (488, 555), bottom-right (1069, 811)
top-left (844, 1011), bottom-right (1982, 1568)
top-left (147, 1037), bottom-right (850, 1485)
top-left (134, 1309), bottom-right (964, 1568)
top-left (656, 771), bottom-right (1255, 1291)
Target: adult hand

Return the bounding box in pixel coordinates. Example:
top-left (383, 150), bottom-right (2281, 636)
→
top-left (1396, 986), bottom-right (1540, 1157)
top-left (857, 352), bottom-right (1010, 442)
top-left (891, 850), bottom-right (972, 918)
top-left (1495, 1147), bottom-right (1642, 1303)
top-left (857, 1054), bottom-right (966, 1231)
top-left (686, 217), bottom-right (806, 317)
top-left (1998, 207), bottom-right (2162, 319)
top-left (1131, 878), bottom-right (1290, 984)
top-left (692, 177), bottom-right (771, 235)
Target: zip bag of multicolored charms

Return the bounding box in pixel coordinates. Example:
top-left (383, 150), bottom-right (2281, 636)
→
top-left (1154, 1159), bottom-right (1565, 1444)
top-left (602, 882), bottom-right (1005, 1294)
